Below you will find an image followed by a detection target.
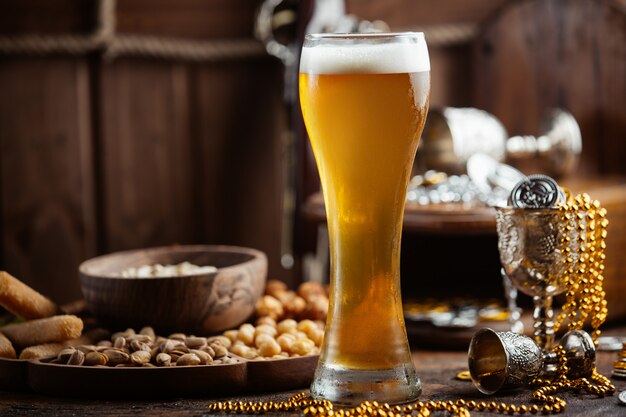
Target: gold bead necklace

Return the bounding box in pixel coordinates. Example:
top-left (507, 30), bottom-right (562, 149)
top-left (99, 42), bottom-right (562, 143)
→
top-left (554, 193), bottom-right (609, 342)
top-left (207, 194), bottom-right (614, 416)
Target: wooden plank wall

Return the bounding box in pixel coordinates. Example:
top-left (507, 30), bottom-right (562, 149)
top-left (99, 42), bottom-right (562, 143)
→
top-left (0, 58), bottom-right (96, 303)
top-left (0, 0), bottom-right (286, 303)
top-left (473, 0), bottom-right (626, 177)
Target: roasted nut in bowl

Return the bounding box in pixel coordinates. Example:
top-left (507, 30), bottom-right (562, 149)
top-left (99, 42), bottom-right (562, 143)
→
top-left (79, 245), bottom-right (267, 334)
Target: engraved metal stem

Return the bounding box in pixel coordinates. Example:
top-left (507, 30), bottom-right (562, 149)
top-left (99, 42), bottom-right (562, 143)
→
top-left (533, 294), bottom-right (555, 351)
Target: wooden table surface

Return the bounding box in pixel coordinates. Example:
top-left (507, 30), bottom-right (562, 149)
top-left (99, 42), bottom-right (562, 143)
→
top-left (1, 328), bottom-right (625, 417)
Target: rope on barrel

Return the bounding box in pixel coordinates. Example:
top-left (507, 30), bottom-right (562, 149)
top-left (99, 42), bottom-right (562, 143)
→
top-left (0, 0), bottom-right (265, 62)
top-left (0, 0), bottom-right (478, 60)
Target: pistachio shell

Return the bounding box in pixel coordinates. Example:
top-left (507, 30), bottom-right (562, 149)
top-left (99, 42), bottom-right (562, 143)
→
top-left (156, 352), bottom-right (172, 367)
top-left (67, 350), bottom-right (85, 366)
top-left (139, 327), bottom-right (156, 340)
top-left (191, 349), bottom-right (213, 365)
top-left (84, 351), bottom-right (108, 366)
top-left (176, 353), bottom-right (201, 366)
top-left (211, 344), bottom-right (228, 358)
top-left (130, 350), bottom-right (151, 365)
top-left (184, 336), bottom-right (207, 350)
top-left (113, 336), bottom-right (127, 349)
top-left (104, 349), bottom-right (130, 365)
top-left (57, 347), bottom-right (76, 362)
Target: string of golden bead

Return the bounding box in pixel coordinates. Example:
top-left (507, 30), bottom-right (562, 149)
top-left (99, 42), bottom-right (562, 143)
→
top-left (554, 193), bottom-right (608, 343)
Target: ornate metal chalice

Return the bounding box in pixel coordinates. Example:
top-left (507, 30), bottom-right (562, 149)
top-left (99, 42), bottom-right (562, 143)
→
top-left (495, 206), bottom-right (577, 350)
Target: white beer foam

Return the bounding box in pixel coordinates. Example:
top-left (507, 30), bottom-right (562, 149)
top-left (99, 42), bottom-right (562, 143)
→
top-left (300, 35), bottom-right (430, 74)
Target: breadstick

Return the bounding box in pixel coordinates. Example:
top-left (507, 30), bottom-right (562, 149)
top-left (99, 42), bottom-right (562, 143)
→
top-left (0, 315), bottom-right (83, 348)
top-left (0, 271), bottom-right (59, 320)
top-left (19, 328), bottom-right (110, 360)
top-left (19, 343), bottom-right (63, 360)
top-left (0, 332), bottom-right (16, 359)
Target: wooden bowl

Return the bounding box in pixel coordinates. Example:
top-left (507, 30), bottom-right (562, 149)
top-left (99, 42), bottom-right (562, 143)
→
top-left (79, 245), bottom-right (267, 335)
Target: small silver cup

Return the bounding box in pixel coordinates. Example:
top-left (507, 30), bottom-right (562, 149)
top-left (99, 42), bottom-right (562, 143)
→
top-left (468, 328), bottom-right (543, 395)
top-left (468, 328), bottom-right (596, 395)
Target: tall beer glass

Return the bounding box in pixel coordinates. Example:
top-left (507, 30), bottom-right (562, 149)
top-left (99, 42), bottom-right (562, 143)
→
top-left (299, 33), bottom-right (430, 404)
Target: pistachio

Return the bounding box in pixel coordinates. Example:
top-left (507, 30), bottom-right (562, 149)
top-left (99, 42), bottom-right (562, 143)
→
top-left (184, 336), bottom-right (207, 350)
top-left (77, 345), bottom-right (98, 354)
top-left (200, 345), bottom-right (216, 357)
top-left (97, 340), bottom-right (112, 348)
top-left (173, 345), bottom-right (190, 354)
top-left (84, 351), bottom-right (108, 366)
top-left (58, 347), bottom-right (76, 362)
top-left (111, 329), bottom-right (134, 340)
top-left (211, 344), bottom-right (228, 358)
top-left (161, 339), bottom-right (178, 354)
top-left (130, 350), bottom-right (151, 365)
top-left (168, 333), bottom-right (186, 341)
top-left (150, 346), bottom-right (160, 360)
top-left (129, 334), bottom-right (152, 344)
top-left (139, 326), bottom-right (156, 340)
top-left (130, 339), bottom-right (151, 352)
top-left (207, 336), bottom-right (232, 349)
top-left (176, 353), bottom-right (201, 366)
top-left (191, 349), bottom-right (213, 365)
top-left (67, 350), bottom-right (85, 366)
top-left (156, 353), bottom-right (172, 367)
top-left (142, 362), bottom-right (156, 368)
top-left (103, 349), bottom-right (130, 365)
top-left (113, 336), bottom-right (127, 349)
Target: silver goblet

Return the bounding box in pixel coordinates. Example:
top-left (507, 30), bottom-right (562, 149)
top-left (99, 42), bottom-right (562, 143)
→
top-left (495, 207), bottom-right (580, 351)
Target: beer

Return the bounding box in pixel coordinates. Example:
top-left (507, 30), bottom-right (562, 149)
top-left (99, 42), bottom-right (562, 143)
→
top-left (299, 33), bottom-right (430, 404)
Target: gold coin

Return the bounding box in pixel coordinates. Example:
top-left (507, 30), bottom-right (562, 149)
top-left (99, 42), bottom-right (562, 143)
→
top-left (613, 361), bottom-right (626, 370)
top-left (455, 370), bottom-right (472, 381)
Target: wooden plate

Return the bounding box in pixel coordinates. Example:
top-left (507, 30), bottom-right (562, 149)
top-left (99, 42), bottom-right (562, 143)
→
top-left (245, 355), bottom-right (318, 393)
top-left (28, 357), bottom-right (247, 398)
top-left (0, 358), bottom-right (29, 392)
top-left (23, 354), bottom-right (318, 398)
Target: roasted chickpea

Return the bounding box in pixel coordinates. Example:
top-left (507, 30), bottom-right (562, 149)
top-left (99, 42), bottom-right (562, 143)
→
top-left (291, 338), bottom-right (315, 356)
top-left (284, 296), bottom-right (307, 318)
top-left (309, 328), bottom-right (324, 347)
top-left (265, 279), bottom-right (288, 297)
top-left (302, 295), bottom-right (329, 321)
top-left (258, 339), bottom-right (282, 357)
top-left (255, 324), bottom-right (278, 338)
top-left (297, 281), bottom-right (326, 300)
top-left (276, 333), bottom-right (296, 353)
top-left (277, 319), bottom-right (298, 335)
top-left (254, 333), bottom-right (275, 348)
top-left (255, 316), bottom-right (277, 328)
top-left (238, 323), bottom-right (255, 346)
top-left (255, 295), bottom-right (284, 320)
